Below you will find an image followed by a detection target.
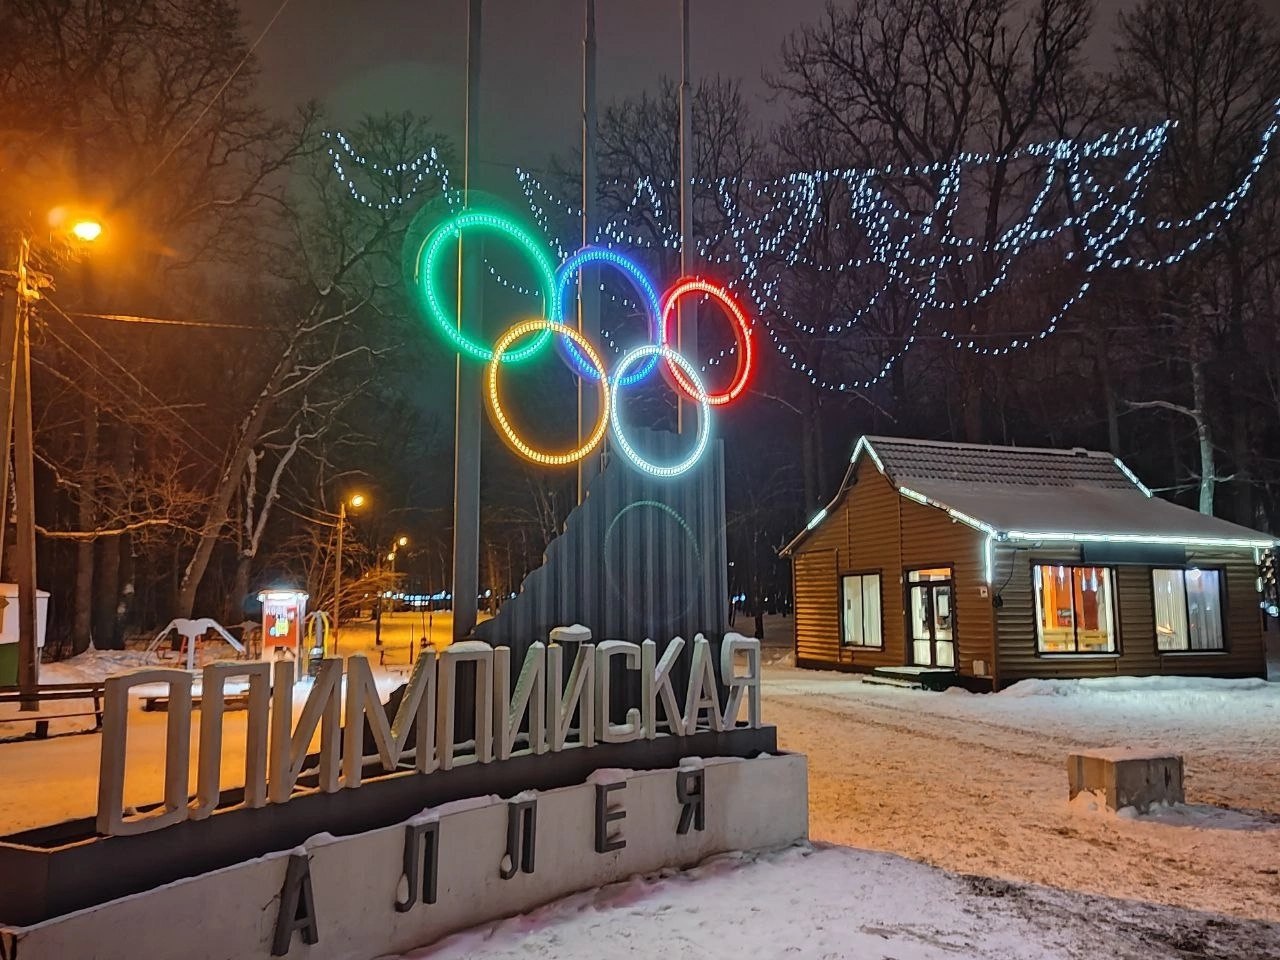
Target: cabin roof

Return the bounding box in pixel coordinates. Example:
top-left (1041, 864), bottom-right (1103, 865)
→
top-left (781, 435), bottom-right (1275, 555)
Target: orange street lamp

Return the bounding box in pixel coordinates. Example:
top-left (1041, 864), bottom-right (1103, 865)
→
top-left (69, 219), bottom-right (103, 243)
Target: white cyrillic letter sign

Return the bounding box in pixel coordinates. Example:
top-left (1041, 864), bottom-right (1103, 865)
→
top-left (97, 669), bottom-right (192, 836)
top-left (683, 635), bottom-right (724, 733)
top-left (193, 660), bottom-right (270, 819)
top-left (269, 658), bottom-right (342, 802)
top-left (436, 641), bottom-right (493, 769)
top-left (720, 634), bottom-right (762, 729)
top-left (493, 642), bottom-right (547, 760)
top-left (547, 641), bottom-right (595, 750)
top-left (595, 641), bottom-right (642, 743)
top-left (642, 637), bottom-right (686, 738)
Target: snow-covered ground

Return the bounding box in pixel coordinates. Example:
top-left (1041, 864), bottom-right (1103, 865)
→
top-left (387, 843), bottom-right (1280, 960)
top-left (3, 613), bottom-right (1280, 956)
top-left (767, 665), bottom-right (1280, 923)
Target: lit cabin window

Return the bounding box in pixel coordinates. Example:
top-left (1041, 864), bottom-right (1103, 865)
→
top-left (1032, 564), bottom-right (1117, 654)
top-left (841, 574), bottom-right (883, 647)
top-left (1153, 568), bottom-right (1224, 652)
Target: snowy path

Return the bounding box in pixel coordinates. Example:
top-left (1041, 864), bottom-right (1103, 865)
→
top-left (765, 667), bottom-right (1280, 922)
top-left (391, 843), bottom-right (1280, 960)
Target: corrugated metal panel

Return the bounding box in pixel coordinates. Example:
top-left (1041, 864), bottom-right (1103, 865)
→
top-left (475, 429), bottom-right (727, 651)
top-left (899, 496), bottom-right (992, 677)
top-left (994, 546), bottom-right (1266, 685)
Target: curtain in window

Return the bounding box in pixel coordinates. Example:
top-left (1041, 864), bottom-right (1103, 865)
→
top-left (862, 575), bottom-right (882, 647)
top-left (1152, 569), bottom-right (1188, 651)
top-left (1184, 569), bottom-right (1223, 651)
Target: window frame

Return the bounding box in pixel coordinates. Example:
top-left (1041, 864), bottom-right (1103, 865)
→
top-left (1150, 566), bottom-right (1229, 655)
top-left (839, 571), bottom-right (885, 649)
top-left (1031, 562), bottom-right (1121, 657)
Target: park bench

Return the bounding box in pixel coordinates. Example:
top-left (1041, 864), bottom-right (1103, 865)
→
top-left (0, 682), bottom-right (106, 739)
top-left (141, 691), bottom-right (252, 713)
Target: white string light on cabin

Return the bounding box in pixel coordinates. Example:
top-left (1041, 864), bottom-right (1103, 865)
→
top-left (325, 99), bottom-right (1280, 392)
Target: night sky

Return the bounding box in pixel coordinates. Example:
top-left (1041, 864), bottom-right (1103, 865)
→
top-left (243, 0), bottom-right (837, 171)
top-left (241, 0), bottom-right (1280, 188)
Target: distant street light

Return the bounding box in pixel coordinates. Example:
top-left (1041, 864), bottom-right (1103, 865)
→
top-left (333, 493), bottom-right (368, 651)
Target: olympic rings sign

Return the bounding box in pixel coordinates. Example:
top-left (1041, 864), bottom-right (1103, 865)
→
top-left (414, 209), bottom-right (755, 478)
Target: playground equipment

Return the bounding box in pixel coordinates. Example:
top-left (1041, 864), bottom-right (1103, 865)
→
top-left (146, 618), bottom-right (244, 672)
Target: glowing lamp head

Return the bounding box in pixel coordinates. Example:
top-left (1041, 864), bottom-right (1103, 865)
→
top-left (70, 219), bottom-right (103, 242)
top-left (397, 536), bottom-right (409, 548)
top-left (387, 552), bottom-right (397, 562)
top-left (348, 493), bottom-right (366, 509)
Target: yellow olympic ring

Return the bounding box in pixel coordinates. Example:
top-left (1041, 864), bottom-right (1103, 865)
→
top-left (486, 319), bottom-right (611, 466)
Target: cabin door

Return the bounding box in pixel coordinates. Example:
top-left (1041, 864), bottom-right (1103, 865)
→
top-left (907, 568), bottom-right (955, 669)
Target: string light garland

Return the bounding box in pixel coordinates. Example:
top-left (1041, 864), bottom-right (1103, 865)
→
top-left (487, 318), bottom-right (611, 466)
top-left (332, 98), bottom-right (1280, 398)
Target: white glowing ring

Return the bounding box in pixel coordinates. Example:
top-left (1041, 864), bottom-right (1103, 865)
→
top-left (610, 345), bottom-right (711, 478)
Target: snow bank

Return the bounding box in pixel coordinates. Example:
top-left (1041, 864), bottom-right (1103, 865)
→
top-left (40, 647), bottom-right (156, 684)
top-left (999, 674), bottom-right (1273, 698)
top-left (384, 842), bottom-right (1280, 960)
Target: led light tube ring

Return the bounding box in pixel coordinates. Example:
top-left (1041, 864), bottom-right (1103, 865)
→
top-left (487, 318), bottom-right (610, 466)
top-left (660, 279), bottom-right (754, 406)
top-left (416, 211), bottom-right (558, 363)
top-left (551, 247), bottom-right (663, 385)
top-left (610, 345), bottom-right (711, 478)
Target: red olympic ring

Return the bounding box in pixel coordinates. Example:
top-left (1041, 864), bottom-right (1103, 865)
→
top-left (659, 279), bottom-right (753, 406)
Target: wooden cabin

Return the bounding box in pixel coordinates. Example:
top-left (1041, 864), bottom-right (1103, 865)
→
top-left (781, 436), bottom-right (1275, 691)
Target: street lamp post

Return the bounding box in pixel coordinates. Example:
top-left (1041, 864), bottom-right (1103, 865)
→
top-left (332, 493), bottom-right (366, 654)
top-left (2, 218), bottom-right (102, 708)
top-left (375, 535), bottom-right (407, 648)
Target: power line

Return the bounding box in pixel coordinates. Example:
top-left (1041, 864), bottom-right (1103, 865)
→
top-left (72, 312), bottom-right (275, 332)
top-left (39, 297), bottom-right (226, 461)
top-left (32, 320), bottom-right (220, 468)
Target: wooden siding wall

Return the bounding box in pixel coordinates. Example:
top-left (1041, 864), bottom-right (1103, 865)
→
top-left (792, 458), bottom-right (994, 678)
top-left (899, 494), bottom-right (994, 680)
top-left (993, 545), bottom-right (1266, 686)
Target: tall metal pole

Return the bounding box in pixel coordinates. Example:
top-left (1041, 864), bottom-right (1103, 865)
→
top-left (14, 261), bottom-right (39, 709)
top-left (452, 0), bottom-right (483, 641)
top-left (332, 501), bottom-right (345, 653)
top-left (676, 0), bottom-right (696, 434)
top-left (0, 235), bottom-right (25, 547)
top-left (0, 236), bottom-right (26, 551)
top-left (577, 0), bottom-right (601, 502)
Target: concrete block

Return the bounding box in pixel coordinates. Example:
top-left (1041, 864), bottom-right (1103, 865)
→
top-left (1068, 748), bottom-right (1184, 812)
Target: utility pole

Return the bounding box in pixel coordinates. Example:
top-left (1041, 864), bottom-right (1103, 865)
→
top-left (577, 0), bottom-right (602, 502)
top-left (333, 500), bottom-right (345, 654)
top-left (0, 237), bottom-right (27, 555)
top-left (0, 235), bottom-right (38, 708)
top-left (676, 0), bottom-right (697, 434)
top-left (453, 0), bottom-right (483, 641)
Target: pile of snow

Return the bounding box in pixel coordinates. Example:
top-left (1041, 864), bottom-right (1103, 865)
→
top-left (39, 647), bottom-right (156, 684)
top-left (999, 675), bottom-right (1272, 698)
top-left (385, 843), bottom-right (1280, 960)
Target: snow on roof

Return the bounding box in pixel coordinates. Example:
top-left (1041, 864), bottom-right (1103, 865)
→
top-left (863, 435), bottom-right (1134, 490)
top-left (782, 435), bottom-right (1275, 554)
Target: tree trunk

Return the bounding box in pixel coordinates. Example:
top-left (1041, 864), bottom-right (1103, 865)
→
top-left (72, 394), bottom-right (98, 653)
top-left (174, 335), bottom-right (302, 619)
top-left (1191, 355), bottom-right (1215, 515)
top-left (228, 552), bottom-right (251, 625)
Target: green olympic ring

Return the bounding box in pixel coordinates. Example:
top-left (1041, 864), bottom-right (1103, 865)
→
top-left (414, 210), bottom-right (558, 363)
